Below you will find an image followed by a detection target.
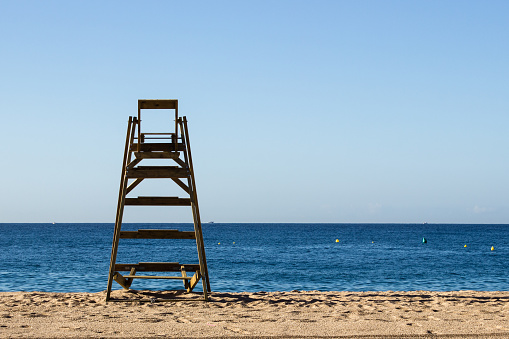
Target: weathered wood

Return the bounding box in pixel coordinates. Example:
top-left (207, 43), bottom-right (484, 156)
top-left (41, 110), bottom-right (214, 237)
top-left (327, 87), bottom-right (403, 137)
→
top-left (106, 116), bottom-right (136, 301)
top-left (126, 166), bottom-right (189, 178)
top-left (124, 196), bottom-right (191, 206)
top-left (132, 143), bottom-right (185, 152)
top-left (171, 178), bottom-right (190, 194)
top-left (115, 262), bottom-right (200, 272)
top-left (120, 229), bottom-right (196, 239)
top-left (123, 275), bottom-right (193, 280)
top-left (113, 272), bottom-right (132, 290)
top-left (188, 271), bottom-right (201, 292)
top-left (134, 151), bottom-right (180, 159)
top-left (182, 116), bottom-right (211, 297)
top-left (123, 267), bottom-right (137, 289)
top-left (172, 157), bottom-right (186, 168)
top-left (126, 159), bottom-right (141, 170)
top-left (108, 99), bottom-right (209, 302)
top-left (125, 178), bottom-right (143, 195)
top-left (181, 265), bottom-right (190, 290)
top-left (140, 133), bottom-right (174, 141)
top-left (138, 99), bottom-right (177, 110)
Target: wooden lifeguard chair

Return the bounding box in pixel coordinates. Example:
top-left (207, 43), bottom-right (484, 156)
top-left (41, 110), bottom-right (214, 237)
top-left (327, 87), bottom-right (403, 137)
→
top-left (106, 99), bottom-right (210, 301)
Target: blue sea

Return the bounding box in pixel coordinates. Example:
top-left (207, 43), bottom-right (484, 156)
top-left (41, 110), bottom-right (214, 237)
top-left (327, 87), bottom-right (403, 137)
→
top-left (0, 223), bottom-right (507, 293)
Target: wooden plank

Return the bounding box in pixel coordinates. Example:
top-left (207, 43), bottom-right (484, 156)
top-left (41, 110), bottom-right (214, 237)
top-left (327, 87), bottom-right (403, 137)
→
top-left (113, 272), bottom-right (131, 290)
top-left (132, 143), bottom-right (185, 152)
top-left (120, 229), bottom-right (195, 239)
top-left (134, 151), bottom-right (180, 159)
top-left (124, 196), bottom-right (191, 206)
top-left (171, 178), bottom-right (190, 194)
top-left (115, 262), bottom-right (200, 272)
top-left (124, 267), bottom-right (136, 289)
top-left (126, 159), bottom-right (141, 170)
top-left (138, 99), bottom-right (177, 110)
top-left (132, 165), bottom-right (185, 170)
top-left (106, 116), bottom-right (136, 302)
top-left (126, 166), bottom-right (189, 178)
top-left (125, 178), bottom-right (143, 195)
top-left (182, 116), bottom-right (211, 298)
top-left (123, 275), bottom-right (193, 280)
top-left (181, 265), bottom-right (190, 290)
top-left (188, 271), bottom-right (201, 292)
top-left (172, 157), bottom-right (186, 168)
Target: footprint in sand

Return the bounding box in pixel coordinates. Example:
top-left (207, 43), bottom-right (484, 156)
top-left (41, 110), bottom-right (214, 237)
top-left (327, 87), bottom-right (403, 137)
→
top-left (225, 326), bottom-right (251, 335)
top-left (175, 317), bottom-right (191, 323)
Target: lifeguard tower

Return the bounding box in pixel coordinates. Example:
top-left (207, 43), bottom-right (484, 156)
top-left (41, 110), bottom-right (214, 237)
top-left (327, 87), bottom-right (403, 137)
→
top-left (106, 99), bottom-right (210, 301)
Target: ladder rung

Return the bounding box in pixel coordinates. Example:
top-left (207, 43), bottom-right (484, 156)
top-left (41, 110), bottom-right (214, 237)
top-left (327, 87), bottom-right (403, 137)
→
top-left (132, 143), bottom-right (185, 152)
top-left (124, 197), bottom-right (191, 206)
top-left (123, 275), bottom-right (193, 280)
top-left (115, 262), bottom-right (200, 272)
top-left (120, 229), bottom-right (196, 239)
top-left (126, 166), bottom-right (188, 178)
top-left (134, 151), bottom-right (180, 159)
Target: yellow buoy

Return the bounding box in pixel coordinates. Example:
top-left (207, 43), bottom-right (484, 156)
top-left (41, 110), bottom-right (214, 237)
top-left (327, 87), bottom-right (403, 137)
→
top-left (335, 239), bottom-right (339, 243)
top-left (491, 246), bottom-right (494, 251)
top-left (372, 241), bottom-right (374, 243)
top-left (464, 245), bottom-right (467, 247)
top-left (218, 242), bottom-right (220, 245)
top-left (233, 242), bottom-right (235, 244)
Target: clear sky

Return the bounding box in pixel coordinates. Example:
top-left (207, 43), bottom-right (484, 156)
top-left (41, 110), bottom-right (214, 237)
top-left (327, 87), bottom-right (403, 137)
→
top-left (1, 1), bottom-right (508, 223)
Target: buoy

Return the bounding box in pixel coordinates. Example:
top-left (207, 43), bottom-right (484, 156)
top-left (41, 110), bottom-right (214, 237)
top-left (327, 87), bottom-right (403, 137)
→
top-left (218, 242), bottom-right (220, 245)
top-left (233, 242), bottom-right (235, 244)
top-left (491, 246), bottom-right (494, 251)
top-left (464, 244), bottom-right (467, 247)
top-left (335, 239), bottom-right (339, 243)
top-left (372, 241), bottom-right (374, 243)
top-left (422, 237), bottom-right (427, 244)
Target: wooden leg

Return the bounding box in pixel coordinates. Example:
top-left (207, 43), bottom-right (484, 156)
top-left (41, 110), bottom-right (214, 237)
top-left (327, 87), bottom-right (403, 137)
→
top-left (181, 266), bottom-right (190, 291)
top-left (106, 117), bottom-right (135, 302)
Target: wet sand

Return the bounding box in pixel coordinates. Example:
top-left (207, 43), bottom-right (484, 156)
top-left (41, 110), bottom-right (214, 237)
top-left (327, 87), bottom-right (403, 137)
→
top-left (1, 290), bottom-right (508, 338)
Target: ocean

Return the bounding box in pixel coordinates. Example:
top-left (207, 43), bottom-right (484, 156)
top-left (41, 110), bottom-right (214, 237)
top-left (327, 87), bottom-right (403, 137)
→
top-left (0, 223), bottom-right (507, 293)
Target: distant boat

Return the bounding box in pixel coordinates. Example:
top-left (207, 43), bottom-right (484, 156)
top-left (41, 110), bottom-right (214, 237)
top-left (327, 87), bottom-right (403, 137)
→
top-left (209, 221), bottom-right (214, 224)
top-left (52, 222), bottom-right (56, 225)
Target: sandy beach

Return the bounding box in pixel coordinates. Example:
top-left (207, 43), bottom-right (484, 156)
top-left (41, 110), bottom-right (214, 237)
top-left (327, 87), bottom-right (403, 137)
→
top-left (0, 290), bottom-right (509, 338)
top-left (0, 290), bottom-right (508, 338)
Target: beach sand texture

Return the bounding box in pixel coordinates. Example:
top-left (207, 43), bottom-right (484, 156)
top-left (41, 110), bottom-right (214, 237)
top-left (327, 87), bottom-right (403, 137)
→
top-left (0, 290), bottom-right (508, 338)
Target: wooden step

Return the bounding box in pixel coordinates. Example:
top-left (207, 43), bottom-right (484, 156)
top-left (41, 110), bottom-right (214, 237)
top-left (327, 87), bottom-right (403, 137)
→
top-left (126, 166), bottom-right (188, 178)
top-left (115, 262), bottom-right (200, 272)
top-left (124, 196), bottom-right (191, 206)
top-left (120, 229), bottom-right (196, 239)
top-left (134, 151), bottom-right (180, 159)
top-left (132, 143), bottom-right (185, 152)
top-left (123, 275), bottom-right (192, 280)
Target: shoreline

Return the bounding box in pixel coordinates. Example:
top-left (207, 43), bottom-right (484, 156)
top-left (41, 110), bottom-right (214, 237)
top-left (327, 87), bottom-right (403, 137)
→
top-left (1, 290), bottom-right (508, 338)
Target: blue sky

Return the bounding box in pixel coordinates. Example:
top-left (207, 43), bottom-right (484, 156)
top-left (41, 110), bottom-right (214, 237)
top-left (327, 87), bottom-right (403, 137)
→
top-left (1, 0), bottom-right (508, 223)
